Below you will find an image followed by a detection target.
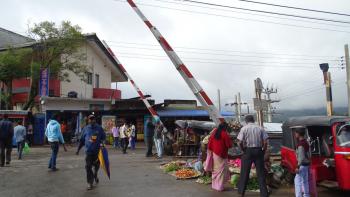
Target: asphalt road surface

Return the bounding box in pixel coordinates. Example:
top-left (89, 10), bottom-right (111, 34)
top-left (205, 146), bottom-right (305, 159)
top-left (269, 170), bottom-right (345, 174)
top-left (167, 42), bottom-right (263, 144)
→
top-left (0, 144), bottom-right (347, 197)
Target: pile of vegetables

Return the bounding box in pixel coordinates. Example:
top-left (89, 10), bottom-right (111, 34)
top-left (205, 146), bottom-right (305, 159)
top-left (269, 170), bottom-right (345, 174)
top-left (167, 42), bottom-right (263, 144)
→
top-left (230, 175), bottom-right (260, 191)
top-left (175, 169), bottom-right (198, 179)
top-left (164, 163), bottom-right (181, 173)
top-left (196, 175), bottom-right (212, 185)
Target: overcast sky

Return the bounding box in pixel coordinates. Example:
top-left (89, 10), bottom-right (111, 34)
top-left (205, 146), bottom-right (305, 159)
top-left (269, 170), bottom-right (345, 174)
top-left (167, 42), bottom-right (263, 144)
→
top-left (1, 0), bottom-right (350, 112)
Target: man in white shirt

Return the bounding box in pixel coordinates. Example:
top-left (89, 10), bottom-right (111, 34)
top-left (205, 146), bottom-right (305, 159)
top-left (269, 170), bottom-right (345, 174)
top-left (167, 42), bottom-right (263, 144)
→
top-left (129, 123), bottom-right (136, 150)
top-left (119, 123), bottom-right (128, 154)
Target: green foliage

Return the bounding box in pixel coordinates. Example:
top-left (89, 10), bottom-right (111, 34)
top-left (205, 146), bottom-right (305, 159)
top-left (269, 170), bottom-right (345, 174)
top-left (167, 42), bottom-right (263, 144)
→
top-left (0, 48), bottom-right (32, 109)
top-left (0, 48), bottom-right (32, 81)
top-left (29, 21), bottom-right (87, 81)
top-left (23, 21), bottom-right (87, 110)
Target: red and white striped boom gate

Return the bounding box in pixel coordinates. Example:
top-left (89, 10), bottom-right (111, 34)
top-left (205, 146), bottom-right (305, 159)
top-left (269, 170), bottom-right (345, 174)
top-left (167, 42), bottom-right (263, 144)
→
top-left (127, 0), bottom-right (224, 125)
top-left (102, 40), bottom-right (167, 131)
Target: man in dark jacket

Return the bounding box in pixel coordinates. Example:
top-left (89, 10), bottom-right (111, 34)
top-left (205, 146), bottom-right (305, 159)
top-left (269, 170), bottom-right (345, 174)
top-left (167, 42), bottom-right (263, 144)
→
top-left (0, 115), bottom-right (14, 167)
top-left (144, 116), bottom-right (155, 157)
top-left (76, 114), bottom-right (106, 190)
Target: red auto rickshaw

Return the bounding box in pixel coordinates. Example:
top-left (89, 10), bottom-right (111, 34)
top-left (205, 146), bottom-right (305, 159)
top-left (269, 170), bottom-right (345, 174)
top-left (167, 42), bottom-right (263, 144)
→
top-left (281, 116), bottom-right (350, 190)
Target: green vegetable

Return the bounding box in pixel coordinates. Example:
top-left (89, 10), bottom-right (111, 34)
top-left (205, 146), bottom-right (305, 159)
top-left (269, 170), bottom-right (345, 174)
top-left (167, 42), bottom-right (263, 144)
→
top-left (246, 177), bottom-right (259, 191)
top-left (196, 175), bottom-right (211, 184)
top-left (230, 174), bottom-right (240, 187)
top-left (164, 163), bottom-right (180, 173)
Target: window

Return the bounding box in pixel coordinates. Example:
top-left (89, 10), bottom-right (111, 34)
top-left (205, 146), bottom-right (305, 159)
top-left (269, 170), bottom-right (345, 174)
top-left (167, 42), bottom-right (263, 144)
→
top-left (95, 74), bottom-right (100, 88)
top-left (86, 72), bottom-right (93, 85)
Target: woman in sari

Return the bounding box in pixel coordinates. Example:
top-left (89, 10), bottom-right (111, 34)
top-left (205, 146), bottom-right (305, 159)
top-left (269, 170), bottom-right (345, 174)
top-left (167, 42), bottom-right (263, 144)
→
top-left (204, 122), bottom-right (232, 191)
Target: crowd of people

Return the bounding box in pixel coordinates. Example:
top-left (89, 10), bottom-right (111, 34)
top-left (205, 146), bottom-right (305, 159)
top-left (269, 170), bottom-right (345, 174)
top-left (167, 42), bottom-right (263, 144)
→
top-left (0, 115), bottom-right (34, 167)
top-left (204, 115), bottom-right (310, 197)
top-left (1, 113), bottom-right (311, 195)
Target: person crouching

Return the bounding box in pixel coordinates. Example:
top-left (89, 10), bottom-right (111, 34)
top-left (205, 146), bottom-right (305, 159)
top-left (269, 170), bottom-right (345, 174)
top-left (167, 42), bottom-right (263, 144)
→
top-left (76, 115), bottom-right (106, 190)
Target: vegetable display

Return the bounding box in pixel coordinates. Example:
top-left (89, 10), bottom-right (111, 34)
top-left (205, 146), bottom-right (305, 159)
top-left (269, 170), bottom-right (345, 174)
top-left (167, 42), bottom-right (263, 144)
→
top-left (196, 175), bottom-right (212, 185)
top-left (164, 163), bottom-right (181, 173)
top-left (175, 169), bottom-right (200, 179)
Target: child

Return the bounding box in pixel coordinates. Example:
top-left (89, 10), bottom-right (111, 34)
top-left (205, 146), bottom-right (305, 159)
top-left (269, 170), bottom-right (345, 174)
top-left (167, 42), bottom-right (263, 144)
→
top-left (294, 129), bottom-right (311, 197)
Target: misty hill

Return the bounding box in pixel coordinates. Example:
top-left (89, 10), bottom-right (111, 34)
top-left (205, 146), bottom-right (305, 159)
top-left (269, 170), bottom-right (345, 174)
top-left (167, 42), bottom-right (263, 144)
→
top-left (272, 107), bottom-right (348, 123)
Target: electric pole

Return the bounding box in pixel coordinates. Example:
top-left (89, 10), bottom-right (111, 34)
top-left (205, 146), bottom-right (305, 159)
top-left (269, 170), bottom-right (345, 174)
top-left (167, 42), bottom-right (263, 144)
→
top-left (254, 78), bottom-right (264, 127)
top-left (320, 63), bottom-right (333, 116)
top-left (345, 44), bottom-right (350, 116)
top-left (263, 86), bottom-right (279, 123)
top-left (234, 94), bottom-right (239, 122)
top-left (237, 92), bottom-right (242, 122)
top-left (218, 89), bottom-right (221, 112)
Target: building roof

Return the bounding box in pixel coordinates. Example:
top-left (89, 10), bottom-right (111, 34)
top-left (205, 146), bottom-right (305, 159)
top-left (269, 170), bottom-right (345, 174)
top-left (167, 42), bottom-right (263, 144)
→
top-left (0, 28), bottom-right (34, 49)
top-left (84, 33), bottom-right (127, 82)
top-left (0, 28), bottom-right (127, 82)
top-left (156, 109), bottom-right (234, 117)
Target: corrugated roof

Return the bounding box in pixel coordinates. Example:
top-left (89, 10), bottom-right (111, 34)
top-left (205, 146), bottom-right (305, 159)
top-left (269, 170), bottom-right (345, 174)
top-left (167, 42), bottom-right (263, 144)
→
top-left (0, 28), bottom-right (34, 49)
top-left (156, 109), bottom-right (234, 117)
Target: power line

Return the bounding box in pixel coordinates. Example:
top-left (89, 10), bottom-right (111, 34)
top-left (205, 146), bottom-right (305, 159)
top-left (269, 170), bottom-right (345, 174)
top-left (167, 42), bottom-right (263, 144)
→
top-left (115, 51), bottom-right (341, 66)
top-left (152, 0), bottom-right (350, 28)
top-left (175, 0), bottom-right (350, 24)
top-left (238, 0), bottom-right (350, 17)
top-left (118, 55), bottom-right (336, 70)
top-left (115, 0), bottom-right (350, 34)
top-left (109, 44), bottom-right (341, 61)
top-left (106, 40), bottom-right (340, 58)
top-left (280, 78), bottom-right (345, 101)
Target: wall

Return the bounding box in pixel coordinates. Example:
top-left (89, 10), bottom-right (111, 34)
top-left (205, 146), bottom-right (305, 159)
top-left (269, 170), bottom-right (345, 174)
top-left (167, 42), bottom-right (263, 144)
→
top-left (42, 99), bottom-right (112, 111)
top-left (60, 42), bottom-right (112, 99)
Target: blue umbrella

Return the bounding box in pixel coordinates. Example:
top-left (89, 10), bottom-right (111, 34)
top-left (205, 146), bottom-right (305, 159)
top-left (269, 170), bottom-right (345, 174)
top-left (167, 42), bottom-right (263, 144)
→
top-left (98, 146), bottom-right (110, 179)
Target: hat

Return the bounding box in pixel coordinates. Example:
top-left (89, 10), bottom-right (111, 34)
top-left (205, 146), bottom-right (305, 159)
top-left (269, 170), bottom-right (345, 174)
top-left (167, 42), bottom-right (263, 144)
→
top-left (88, 114), bottom-right (96, 120)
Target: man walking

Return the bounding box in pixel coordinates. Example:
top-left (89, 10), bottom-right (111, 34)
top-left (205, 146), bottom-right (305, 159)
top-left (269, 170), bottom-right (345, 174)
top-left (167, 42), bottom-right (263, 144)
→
top-left (111, 123), bottom-right (120, 149)
top-left (76, 114), bottom-right (106, 190)
top-left (14, 121), bottom-right (26, 160)
top-left (144, 117), bottom-right (155, 157)
top-left (119, 122), bottom-right (129, 154)
top-left (0, 115), bottom-right (13, 167)
top-left (129, 122), bottom-right (136, 150)
top-left (45, 114), bottom-right (67, 171)
top-left (154, 121), bottom-right (164, 158)
top-left (237, 115), bottom-right (269, 197)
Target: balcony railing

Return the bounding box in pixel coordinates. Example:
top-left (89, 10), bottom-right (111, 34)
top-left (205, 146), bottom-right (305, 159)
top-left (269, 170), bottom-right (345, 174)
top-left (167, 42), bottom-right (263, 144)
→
top-left (93, 88), bottom-right (121, 100)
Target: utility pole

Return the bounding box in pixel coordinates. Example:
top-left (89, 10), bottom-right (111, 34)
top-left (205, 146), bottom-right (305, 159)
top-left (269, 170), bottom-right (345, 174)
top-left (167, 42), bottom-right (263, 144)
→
top-left (237, 92), bottom-right (242, 122)
top-left (234, 94), bottom-right (239, 122)
top-left (345, 44), bottom-right (350, 116)
top-left (320, 63), bottom-right (333, 116)
top-left (263, 86), bottom-right (279, 123)
top-left (218, 89), bottom-right (221, 112)
top-left (254, 78), bottom-right (264, 127)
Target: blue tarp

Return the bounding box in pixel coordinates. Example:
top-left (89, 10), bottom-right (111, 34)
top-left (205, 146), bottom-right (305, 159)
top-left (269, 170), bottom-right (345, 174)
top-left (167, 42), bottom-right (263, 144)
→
top-left (156, 109), bottom-right (234, 117)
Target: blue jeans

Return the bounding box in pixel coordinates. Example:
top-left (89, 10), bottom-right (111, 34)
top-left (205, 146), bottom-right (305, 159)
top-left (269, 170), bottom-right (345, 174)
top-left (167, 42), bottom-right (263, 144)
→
top-left (48, 142), bottom-right (59, 169)
top-left (130, 137), bottom-right (136, 150)
top-left (113, 137), bottom-right (120, 148)
top-left (17, 140), bottom-right (25, 160)
top-left (155, 138), bottom-right (163, 157)
top-left (294, 165), bottom-right (310, 197)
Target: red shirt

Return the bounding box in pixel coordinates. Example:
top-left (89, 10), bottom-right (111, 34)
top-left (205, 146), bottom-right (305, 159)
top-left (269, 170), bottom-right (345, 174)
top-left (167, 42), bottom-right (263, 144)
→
top-left (208, 129), bottom-right (233, 158)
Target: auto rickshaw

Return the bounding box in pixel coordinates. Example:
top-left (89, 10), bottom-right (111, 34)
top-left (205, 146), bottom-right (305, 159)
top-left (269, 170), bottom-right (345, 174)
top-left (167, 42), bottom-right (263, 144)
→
top-left (281, 116), bottom-right (350, 190)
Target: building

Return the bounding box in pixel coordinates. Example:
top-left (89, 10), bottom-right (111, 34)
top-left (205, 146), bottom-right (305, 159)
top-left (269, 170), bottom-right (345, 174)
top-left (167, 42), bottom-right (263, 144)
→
top-left (0, 28), bottom-right (128, 143)
top-left (0, 28), bottom-right (127, 111)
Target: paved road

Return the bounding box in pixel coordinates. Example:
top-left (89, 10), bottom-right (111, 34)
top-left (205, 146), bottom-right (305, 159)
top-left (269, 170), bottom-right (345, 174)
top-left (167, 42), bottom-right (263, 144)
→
top-left (0, 145), bottom-right (347, 197)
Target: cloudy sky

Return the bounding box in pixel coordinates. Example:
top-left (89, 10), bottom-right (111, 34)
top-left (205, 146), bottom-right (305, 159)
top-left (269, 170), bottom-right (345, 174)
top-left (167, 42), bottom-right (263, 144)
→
top-left (1, 0), bottom-right (350, 112)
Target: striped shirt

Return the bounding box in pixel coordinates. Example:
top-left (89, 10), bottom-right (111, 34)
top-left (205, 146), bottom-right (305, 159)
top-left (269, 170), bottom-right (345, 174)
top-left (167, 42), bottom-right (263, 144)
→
top-left (237, 123), bottom-right (268, 148)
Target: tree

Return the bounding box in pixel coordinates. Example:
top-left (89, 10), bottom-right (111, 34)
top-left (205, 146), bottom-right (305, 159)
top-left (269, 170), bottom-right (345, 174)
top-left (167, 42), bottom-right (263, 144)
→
top-left (23, 21), bottom-right (87, 110)
top-left (0, 48), bottom-right (32, 109)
